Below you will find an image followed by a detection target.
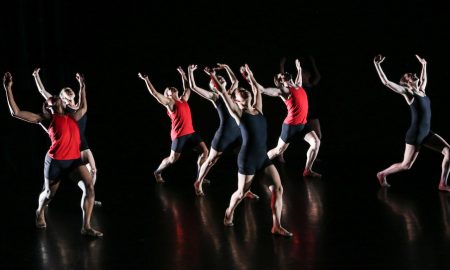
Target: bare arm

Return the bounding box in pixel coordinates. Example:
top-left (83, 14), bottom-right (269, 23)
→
top-left (244, 64), bottom-right (263, 112)
top-left (217, 63), bottom-right (238, 92)
top-left (294, 59), bottom-right (303, 86)
top-left (187, 65), bottom-right (218, 101)
top-left (207, 68), bottom-right (241, 124)
top-left (177, 67), bottom-right (191, 101)
top-left (138, 73), bottom-right (173, 106)
top-left (32, 68), bottom-right (53, 99)
top-left (416, 54), bottom-right (427, 91)
top-left (373, 55), bottom-right (406, 94)
top-left (73, 73), bottom-right (87, 121)
top-left (3, 72), bottom-right (44, 124)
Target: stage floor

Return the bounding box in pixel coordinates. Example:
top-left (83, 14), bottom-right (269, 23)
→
top-left (1, 152), bottom-right (450, 270)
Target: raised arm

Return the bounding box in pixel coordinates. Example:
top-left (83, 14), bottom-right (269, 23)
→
top-left (241, 65), bottom-right (283, 98)
top-left (243, 64), bottom-right (263, 112)
top-left (373, 55), bottom-right (406, 94)
top-left (73, 73), bottom-right (87, 121)
top-left (177, 66), bottom-right (191, 101)
top-left (294, 59), bottom-right (303, 86)
top-left (3, 72), bottom-right (44, 124)
top-left (415, 54), bottom-right (427, 91)
top-left (138, 73), bottom-right (173, 106)
top-left (187, 64), bottom-right (218, 101)
top-left (216, 63), bottom-right (238, 92)
top-left (206, 68), bottom-right (241, 124)
top-left (32, 68), bottom-right (53, 99)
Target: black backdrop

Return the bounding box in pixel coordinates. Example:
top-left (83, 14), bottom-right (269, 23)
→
top-left (1, 0), bottom-right (450, 191)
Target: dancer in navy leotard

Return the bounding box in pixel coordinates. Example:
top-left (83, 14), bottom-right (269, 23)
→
top-left (208, 64), bottom-right (292, 237)
top-left (139, 67), bottom-right (209, 183)
top-left (374, 54), bottom-right (450, 191)
top-left (33, 68), bottom-right (101, 206)
top-left (188, 64), bottom-right (258, 199)
top-left (3, 72), bottom-right (102, 237)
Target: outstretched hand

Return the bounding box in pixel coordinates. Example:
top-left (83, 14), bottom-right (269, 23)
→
top-left (415, 54), bottom-right (427, 65)
top-left (295, 59), bottom-right (301, 70)
top-left (374, 54), bottom-right (385, 64)
top-left (76, 73), bottom-right (85, 85)
top-left (188, 64), bottom-right (197, 72)
top-left (138, 72), bottom-right (148, 80)
top-left (3, 72), bottom-right (13, 89)
top-left (177, 66), bottom-right (187, 80)
top-left (203, 66), bottom-right (215, 76)
top-left (32, 68), bottom-right (40, 77)
top-left (216, 63), bottom-right (228, 70)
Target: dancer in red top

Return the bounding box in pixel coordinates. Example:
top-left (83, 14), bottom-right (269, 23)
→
top-left (3, 72), bottom-right (102, 237)
top-left (249, 59), bottom-right (321, 177)
top-left (139, 67), bottom-right (209, 183)
top-left (33, 68), bottom-right (101, 207)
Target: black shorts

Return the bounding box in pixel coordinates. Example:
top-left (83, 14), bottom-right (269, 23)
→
top-left (238, 155), bottom-right (272, 175)
top-left (44, 154), bottom-right (83, 181)
top-left (211, 127), bottom-right (241, 152)
top-left (280, 123), bottom-right (311, 144)
top-left (171, 133), bottom-right (203, 153)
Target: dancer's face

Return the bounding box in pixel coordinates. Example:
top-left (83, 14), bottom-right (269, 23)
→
top-left (164, 87), bottom-right (179, 98)
top-left (234, 89), bottom-right (251, 108)
top-left (59, 88), bottom-right (76, 107)
top-left (400, 73), bottom-right (419, 87)
top-left (209, 76), bottom-right (227, 91)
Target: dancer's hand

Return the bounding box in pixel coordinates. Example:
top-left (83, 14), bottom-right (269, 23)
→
top-left (3, 72), bottom-right (13, 89)
top-left (76, 73), bottom-right (85, 85)
top-left (138, 72), bottom-right (148, 80)
top-left (374, 54), bottom-right (385, 64)
top-left (203, 66), bottom-right (215, 76)
top-left (188, 64), bottom-right (197, 72)
top-left (32, 68), bottom-right (40, 77)
top-left (415, 54), bottom-right (427, 65)
top-left (177, 66), bottom-right (187, 80)
top-left (295, 59), bottom-right (301, 70)
top-left (216, 63), bottom-right (228, 70)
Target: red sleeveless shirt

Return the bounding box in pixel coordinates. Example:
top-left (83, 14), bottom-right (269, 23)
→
top-left (47, 114), bottom-right (81, 160)
top-left (167, 100), bottom-right (195, 140)
top-left (284, 86), bottom-right (309, 125)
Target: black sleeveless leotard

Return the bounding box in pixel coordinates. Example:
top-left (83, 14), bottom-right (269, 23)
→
top-left (405, 94), bottom-right (431, 145)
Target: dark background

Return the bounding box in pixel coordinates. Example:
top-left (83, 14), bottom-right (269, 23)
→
top-left (1, 0), bottom-right (450, 201)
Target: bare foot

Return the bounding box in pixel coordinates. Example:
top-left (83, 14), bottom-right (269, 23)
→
top-left (438, 185), bottom-right (450, 192)
top-left (35, 210), bottom-right (46, 229)
top-left (224, 208), bottom-right (234, 226)
top-left (271, 226), bottom-right (293, 237)
top-left (377, 172), bottom-right (390, 187)
top-left (245, 191), bottom-right (260, 200)
top-left (154, 172), bottom-right (165, 183)
top-left (81, 227), bottom-right (103, 238)
top-left (193, 181), bottom-right (205, 196)
top-left (303, 170), bottom-right (322, 178)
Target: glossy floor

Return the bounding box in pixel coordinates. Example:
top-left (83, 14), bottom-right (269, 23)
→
top-left (1, 154), bottom-right (450, 270)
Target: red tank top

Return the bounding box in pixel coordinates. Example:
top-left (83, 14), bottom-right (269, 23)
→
top-left (284, 86), bottom-right (309, 125)
top-left (47, 114), bottom-right (81, 160)
top-left (167, 100), bottom-right (195, 140)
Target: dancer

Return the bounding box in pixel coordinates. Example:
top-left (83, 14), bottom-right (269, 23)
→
top-left (32, 68), bottom-right (101, 206)
top-left (188, 63), bottom-right (258, 199)
top-left (374, 54), bottom-right (450, 191)
top-left (248, 59), bottom-right (321, 177)
top-left (208, 64), bottom-right (292, 237)
top-left (3, 72), bottom-right (102, 237)
top-left (138, 67), bottom-right (209, 183)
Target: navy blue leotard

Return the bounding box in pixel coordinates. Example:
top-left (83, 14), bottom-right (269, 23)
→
top-left (237, 111), bottom-right (272, 175)
top-left (211, 98), bottom-right (241, 152)
top-left (405, 94), bottom-right (432, 145)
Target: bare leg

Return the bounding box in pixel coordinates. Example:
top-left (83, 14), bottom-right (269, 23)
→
top-left (194, 148), bottom-right (222, 196)
top-left (36, 179), bottom-right (60, 228)
top-left (77, 165), bottom-right (103, 237)
top-left (423, 133), bottom-right (450, 192)
top-left (303, 131), bottom-right (321, 177)
top-left (224, 173), bottom-right (254, 226)
top-left (154, 150), bottom-right (181, 183)
top-left (377, 144), bottom-right (419, 187)
top-left (264, 165), bottom-right (292, 237)
top-left (268, 138), bottom-right (289, 160)
top-left (194, 141), bottom-right (209, 178)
